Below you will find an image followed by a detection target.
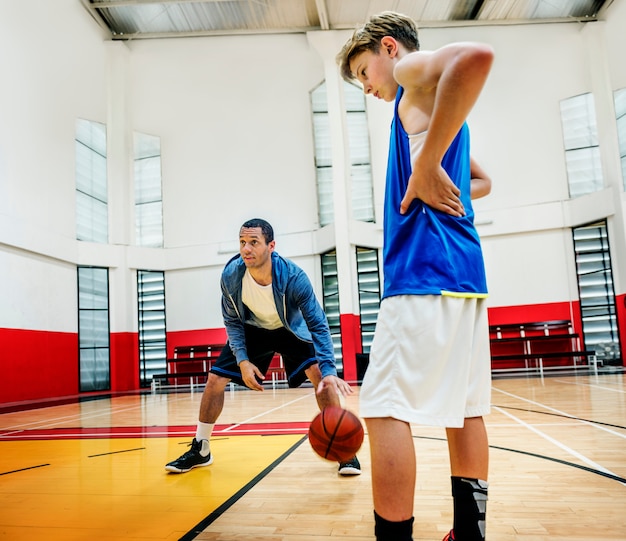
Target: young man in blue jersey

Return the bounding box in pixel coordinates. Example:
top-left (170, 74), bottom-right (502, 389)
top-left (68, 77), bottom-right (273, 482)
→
top-left (337, 12), bottom-right (494, 541)
top-left (165, 218), bottom-right (361, 476)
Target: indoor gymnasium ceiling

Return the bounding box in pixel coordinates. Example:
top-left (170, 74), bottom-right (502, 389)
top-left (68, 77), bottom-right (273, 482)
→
top-left (81, 0), bottom-right (613, 40)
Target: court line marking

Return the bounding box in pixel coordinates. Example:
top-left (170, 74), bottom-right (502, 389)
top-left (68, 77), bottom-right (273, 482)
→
top-left (220, 392), bottom-right (315, 432)
top-left (0, 390), bottom-right (314, 433)
top-left (88, 447), bottom-right (146, 458)
top-left (492, 387), bottom-right (626, 439)
top-left (0, 402), bottom-right (160, 432)
top-left (179, 435), bottom-right (309, 541)
top-left (493, 404), bottom-right (626, 431)
top-left (553, 378), bottom-right (626, 393)
top-left (492, 406), bottom-right (624, 485)
top-left (0, 393), bottom-right (195, 432)
top-left (0, 422), bottom-right (311, 440)
top-left (415, 434), bottom-right (626, 484)
top-left (0, 463), bottom-right (50, 476)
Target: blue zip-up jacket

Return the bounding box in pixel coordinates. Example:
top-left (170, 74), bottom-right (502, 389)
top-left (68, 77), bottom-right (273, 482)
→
top-left (220, 251), bottom-right (338, 379)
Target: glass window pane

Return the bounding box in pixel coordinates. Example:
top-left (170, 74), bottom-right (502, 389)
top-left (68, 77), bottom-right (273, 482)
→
top-left (560, 93), bottom-right (598, 150)
top-left (76, 118), bottom-right (106, 156)
top-left (564, 147), bottom-right (603, 198)
top-left (313, 113), bottom-right (332, 167)
top-left (560, 93), bottom-right (604, 198)
top-left (78, 267), bottom-right (109, 309)
top-left (134, 157), bottom-right (162, 203)
top-left (572, 222), bottom-right (621, 364)
top-left (78, 266), bottom-right (110, 391)
top-left (76, 119), bottom-right (108, 243)
top-left (356, 247), bottom-right (381, 354)
top-left (138, 270), bottom-right (167, 386)
top-left (321, 251), bottom-right (342, 370)
top-left (76, 191), bottom-right (108, 243)
top-left (311, 83), bottom-right (327, 113)
top-left (310, 81), bottom-right (374, 226)
top-left (347, 112), bottom-right (370, 163)
top-left (613, 88), bottom-right (626, 190)
top-left (134, 132), bottom-right (163, 248)
top-left (76, 142), bottom-right (107, 201)
top-left (79, 311), bottom-right (110, 347)
top-left (80, 348), bottom-right (110, 391)
top-left (316, 166), bottom-right (334, 227)
top-left (352, 164), bottom-right (374, 222)
top-left (135, 201), bottom-right (164, 248)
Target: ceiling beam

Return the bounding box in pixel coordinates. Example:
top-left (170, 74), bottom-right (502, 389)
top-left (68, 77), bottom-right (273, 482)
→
top-left (80, 0), bottom-right (114, 37)
top-left (315, 0), bottom-right (330, 30)
top-left (90, 0), bottom-right (239, 7)
top-left (109, 15), bottom-right (602, 40)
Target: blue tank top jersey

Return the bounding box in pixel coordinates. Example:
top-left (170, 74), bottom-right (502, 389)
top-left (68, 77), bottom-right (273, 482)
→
top-left (382, 87), bottom-right (488, 300)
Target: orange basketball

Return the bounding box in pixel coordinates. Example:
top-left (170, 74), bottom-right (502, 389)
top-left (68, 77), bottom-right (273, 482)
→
top-left (308, 406), bottom-right (364, 462)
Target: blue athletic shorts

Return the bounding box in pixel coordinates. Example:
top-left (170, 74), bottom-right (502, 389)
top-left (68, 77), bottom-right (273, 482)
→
top-left (210, 324), bottom-right (318, 388)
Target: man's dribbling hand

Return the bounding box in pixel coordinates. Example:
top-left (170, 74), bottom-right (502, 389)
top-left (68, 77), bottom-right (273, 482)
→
top-left (316, 375), bottom-right (354, 398)
top-left (239, 360), bottom-right (265, 391)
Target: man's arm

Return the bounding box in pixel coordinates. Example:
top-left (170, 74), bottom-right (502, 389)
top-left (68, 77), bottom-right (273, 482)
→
top-left (290, 269), bottom-right (353, 395)
top-left (220, 279), bottom-right (248, 364)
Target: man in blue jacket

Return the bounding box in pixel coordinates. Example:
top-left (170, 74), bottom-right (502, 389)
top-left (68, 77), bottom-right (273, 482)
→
top-left (165, 218), bottom-right (361, 476)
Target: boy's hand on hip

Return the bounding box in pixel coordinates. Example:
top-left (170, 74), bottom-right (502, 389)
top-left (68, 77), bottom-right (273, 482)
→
top-left (401, 164), bottom-right (465, 217)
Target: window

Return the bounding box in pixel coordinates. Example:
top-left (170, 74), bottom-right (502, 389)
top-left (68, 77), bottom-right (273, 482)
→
top-left (321, 251), bottom-right (342, 371)
top-left (137, 270), bottom-right (166, 387)
top-left (356, 247), bottom-right (381, 353)
top-left (345, 84), bottom-right (374, 222)
top-left (76, 119), bottom-right (108, 243)
top-left (311, 81), bottom-right (374, 226)
top-left (311, 82), bottom-right (334, 226)
top-left (559, 93), bottom-right (603, 198)
top-left (614, 87), bottom-right (626, 191)
top-left (572, 221), bottom-right (621, 365)
top-left (78, 266), bottom-right (110, 391)
top-left (134, 132), bottom-right (163, 247)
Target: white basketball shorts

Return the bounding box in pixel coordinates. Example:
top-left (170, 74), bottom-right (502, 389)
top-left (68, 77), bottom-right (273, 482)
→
top-left (359, 295), bottom-right (491, 428)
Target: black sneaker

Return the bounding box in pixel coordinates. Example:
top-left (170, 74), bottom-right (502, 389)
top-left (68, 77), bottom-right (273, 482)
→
top-left (165, 438), bottom-right (213, 473)
top-left (338, 456), bottom-right (361, 476)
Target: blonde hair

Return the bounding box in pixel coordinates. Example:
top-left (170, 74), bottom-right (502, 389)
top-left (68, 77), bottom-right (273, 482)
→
top-left (337, 11), bottom-right (420, 82)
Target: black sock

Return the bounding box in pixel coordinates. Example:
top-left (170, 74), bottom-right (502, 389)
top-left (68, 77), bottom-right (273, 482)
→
top-left (451, 476), bottom-right (488, 541)
top-left (373, 510), bottom-right (414, 541)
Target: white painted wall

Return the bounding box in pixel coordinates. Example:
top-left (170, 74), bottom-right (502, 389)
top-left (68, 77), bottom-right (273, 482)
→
top-left (605, 0), bottom-right (626, 91)
top-left (1, 0), bottom-right (625, 334)
top-left (127, 33), bottom-right (324, 247)
top-left (0, 0), bottom-right (107, 331)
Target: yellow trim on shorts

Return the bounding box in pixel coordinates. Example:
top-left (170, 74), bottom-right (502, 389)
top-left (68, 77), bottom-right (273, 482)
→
top-left (441, 290), bottom-right (489, 299)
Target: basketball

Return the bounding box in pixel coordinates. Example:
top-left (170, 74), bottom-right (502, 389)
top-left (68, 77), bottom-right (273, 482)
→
top-left (308, 406), bottom-right (364, 462)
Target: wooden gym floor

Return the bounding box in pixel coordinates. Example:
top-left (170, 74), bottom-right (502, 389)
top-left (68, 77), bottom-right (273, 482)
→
top-left (0, 370), bottom-right (625, 541)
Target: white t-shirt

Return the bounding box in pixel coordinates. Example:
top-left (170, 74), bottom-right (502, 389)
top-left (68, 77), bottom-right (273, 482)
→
top-left (241, 269), bottom-right (283, 330)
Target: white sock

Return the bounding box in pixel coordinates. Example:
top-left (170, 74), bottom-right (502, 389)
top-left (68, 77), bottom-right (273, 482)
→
top-left (195, 422), bottom-right (214, 456)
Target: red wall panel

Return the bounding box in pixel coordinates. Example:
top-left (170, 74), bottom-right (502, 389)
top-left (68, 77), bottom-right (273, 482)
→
top-left (617, 293), bottom-right (626, 365)
top-left (110, 332), bottom-right (139, 392)
top-left (340, 313), bottom-right (362, 383)
top-left (487, 301), bottom-right (584, 334)
top-left (3, 297), bottom-right (623, 406)
top-left (166, 328), bottom-right (228, 357)
top-left (0, 328), bottom-right (78, 404)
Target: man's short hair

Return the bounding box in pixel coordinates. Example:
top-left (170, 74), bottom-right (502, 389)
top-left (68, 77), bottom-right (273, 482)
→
top-left (336, 11), bottom-right (419, 82)
top-left (241, 218), bottom-right (274, 244)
